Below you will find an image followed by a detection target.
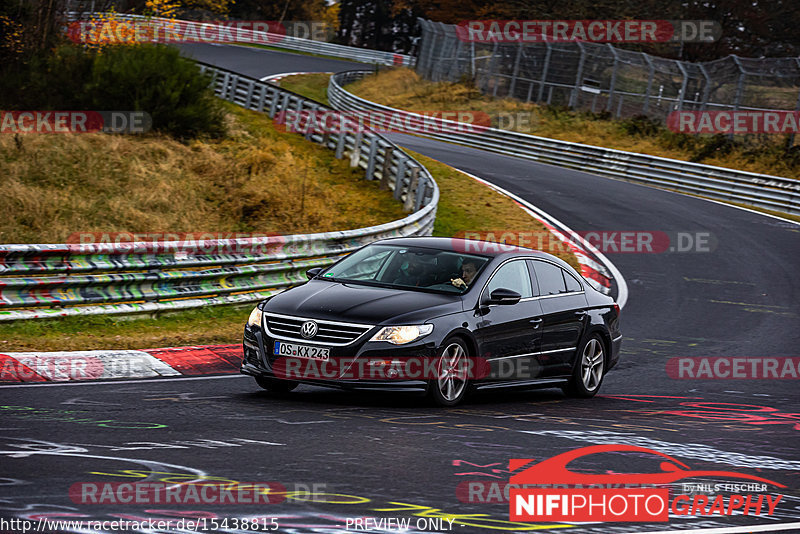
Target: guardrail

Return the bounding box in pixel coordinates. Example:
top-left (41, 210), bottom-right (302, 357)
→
top-left (67, 13), bottom-right (415, 67)
top-left (0, 63), bottom-right (438, 321)
top-left (329, 71), bottom-right (800, 215)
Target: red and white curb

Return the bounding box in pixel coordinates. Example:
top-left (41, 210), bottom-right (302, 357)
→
top-left (260, 71), bottom-right (330, 84)
top-left (0, 345), bottom-right (242, 383)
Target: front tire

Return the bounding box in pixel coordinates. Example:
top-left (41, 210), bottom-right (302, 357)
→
top-left (563, 334), bottom-right (605, 398)
top-left (428, 338), bottom-right (470, 407)
top-left (255, 376), bottom-right (298, 393)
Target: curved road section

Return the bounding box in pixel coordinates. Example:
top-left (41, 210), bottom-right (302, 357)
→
top-left (0, 44), bottom-right (798, 534)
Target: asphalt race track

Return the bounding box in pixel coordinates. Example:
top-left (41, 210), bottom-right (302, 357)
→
top-left (1, 45), bottom-right (799, 534)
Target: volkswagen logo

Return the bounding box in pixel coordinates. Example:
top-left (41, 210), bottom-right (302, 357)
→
top-left (300, 321), bottom-right (318, 339)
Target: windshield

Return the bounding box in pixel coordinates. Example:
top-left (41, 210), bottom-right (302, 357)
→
top-left (319, 244), bottom-right (490, 294)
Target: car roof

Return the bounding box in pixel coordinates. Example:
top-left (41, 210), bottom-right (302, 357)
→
top-left (373, 236), bottom-right (562, 261)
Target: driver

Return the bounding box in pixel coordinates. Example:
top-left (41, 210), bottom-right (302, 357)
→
top-left (451, 260), bottom-right (478, 290)
top-left (393, 256), bottom-right (430, 286)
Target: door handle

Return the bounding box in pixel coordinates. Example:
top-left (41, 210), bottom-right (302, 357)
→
top-left (529, 318), bottom-right (543, 328)
top-left (575, 310), bottom-right (588, 318)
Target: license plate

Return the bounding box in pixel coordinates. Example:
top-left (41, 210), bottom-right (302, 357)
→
top-left (273, 341), bottom-right (330, 361)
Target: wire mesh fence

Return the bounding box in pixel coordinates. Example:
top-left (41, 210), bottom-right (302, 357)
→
top-left (416, 19), bottom-right (800, 123)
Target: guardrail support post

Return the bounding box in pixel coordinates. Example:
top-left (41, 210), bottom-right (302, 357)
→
top-left (349, 132), bottom-right (363, 167)
top-left (394, 159), bottom-right (406, 198)
top-left (268, 87), bottom-right (279, 118)
top-left (335, 131), bottom-right (347, 159)
top-left (380, 147), bottom-right (394, 189)
top-left (403, 167), bottom-right (420, 212)
top-left (245, 80), bottom-right (255, 110)
top-left (257, 84), bottom-right (267, 112)
top-left (228, 75), bottom-right (240, 102)
top-left (365, 138), bottom-right (379, 179)
top-left (221, 72), bottom-right (230, 100)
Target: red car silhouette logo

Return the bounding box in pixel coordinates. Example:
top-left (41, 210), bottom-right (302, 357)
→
top-left (510, 444), bottom-right (785, 487)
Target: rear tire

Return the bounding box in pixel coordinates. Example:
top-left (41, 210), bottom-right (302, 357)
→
top-left (563, 334), bottom-right (605, 398)
top-left (255, 376), bottom-right (298, 393)
top-left (428, 338), bottom-right (471, 407)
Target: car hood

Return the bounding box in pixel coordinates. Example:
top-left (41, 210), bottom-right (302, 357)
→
top-left (264, 280), bottom-right (463, 325)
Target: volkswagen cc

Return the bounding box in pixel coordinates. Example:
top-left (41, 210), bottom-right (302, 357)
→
top-left (241, 237), bottom-right (621, 406)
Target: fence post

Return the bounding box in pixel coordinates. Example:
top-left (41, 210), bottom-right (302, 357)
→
top-left (605, 44), bottom-right (619, 112)
top-left (732, 56), bottom-right (746, 111)
top-left (676, 60), bottom-right (689, 112)
top-left (486, 43), bottom-right (500, 96)
top-left (508, 42), bottom-right (523, 98)
top-left (425, 24), bottom-right (439, 79)
top-left (569, 42), bottom-right (586, 108)
top-left (470, 41), bottom-right (476, 77)
top-left (731, 56), bottom-right (746, 140)
top-left (790, 59), bottom-right (800, 146)
top-left (643, 54), bottom-right (655, 114)
top-left (537, 42), bottom-right (552, 103)
top-left (698, 64), bottom-right (712, 111)
top-left (448, 36), bottom-right (464, 81)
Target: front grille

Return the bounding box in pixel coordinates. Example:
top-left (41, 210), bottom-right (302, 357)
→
top-left (264, 313), bottom-right (372, 346)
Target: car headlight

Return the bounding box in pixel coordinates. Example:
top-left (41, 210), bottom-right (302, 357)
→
top-left (247, 307), bottom-right (263, 327)
top-left (370, 324), bottom-right (433, 345)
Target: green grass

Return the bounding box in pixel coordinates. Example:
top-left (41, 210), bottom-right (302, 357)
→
top-left (0, 304), bottom-right (252, 351)
top-left (277, 73), bottom-right (332, 105)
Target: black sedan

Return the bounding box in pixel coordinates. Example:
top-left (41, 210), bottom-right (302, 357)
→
top-left (241, 237), bottom-right (621, 406)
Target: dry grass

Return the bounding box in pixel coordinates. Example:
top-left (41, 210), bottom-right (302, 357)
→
top-left (347, 69), bottom-right (799, 179)
top-left (0, 102), bottom-right (404, 244)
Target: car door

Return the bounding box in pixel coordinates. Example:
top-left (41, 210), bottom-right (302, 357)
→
top-left (473, 259), bottom-right (544, 382)
top-left (529, 259), bottom-right (589, 377)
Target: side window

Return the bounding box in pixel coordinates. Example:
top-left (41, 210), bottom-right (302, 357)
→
top-left (532, 261), bottom-right (566, 295)
top-left (485, 260), bottom-right (533, 298)
top-left (563, 269), bottom-right (583, 292)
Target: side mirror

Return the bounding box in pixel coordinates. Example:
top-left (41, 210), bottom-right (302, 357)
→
top-left (306, 267), bottom-right (323, 280)
top-left (487, 288), bottom-right (521, 305)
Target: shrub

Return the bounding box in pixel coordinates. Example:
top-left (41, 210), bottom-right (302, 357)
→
top-left (1, 43), bottom-right (225, 139)
top-left (86, 44), bottom-right (225, 139)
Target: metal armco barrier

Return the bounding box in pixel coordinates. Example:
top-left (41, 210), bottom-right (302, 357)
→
top-left (329, 71), bottom-right (800, 215)
top-left (67, 13), bottom-right (415, 67)
top-left (0, 64), bottom-right (438, 321)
